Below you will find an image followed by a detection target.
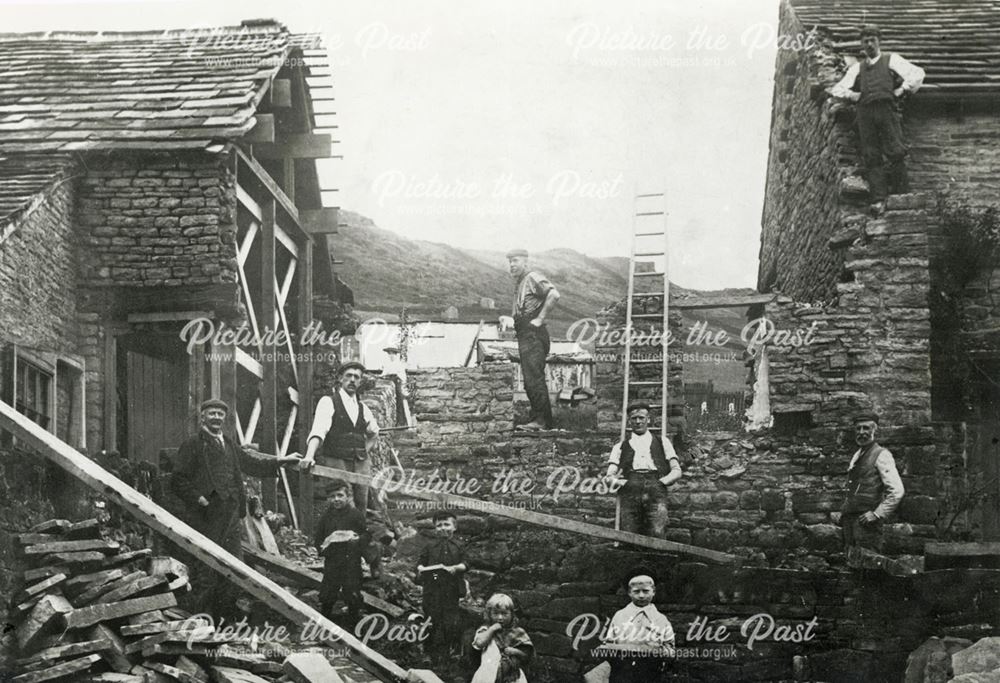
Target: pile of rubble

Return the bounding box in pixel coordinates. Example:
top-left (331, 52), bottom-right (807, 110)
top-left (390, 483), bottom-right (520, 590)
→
top-left (8, 518), bottom-right (358, 683)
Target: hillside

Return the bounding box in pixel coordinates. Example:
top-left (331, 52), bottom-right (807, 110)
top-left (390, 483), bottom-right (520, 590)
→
top-left (329, 210), bottom-right (758, 342)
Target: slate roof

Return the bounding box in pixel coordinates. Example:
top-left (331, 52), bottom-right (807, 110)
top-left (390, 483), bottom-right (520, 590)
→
top-left (0, 21), bottom-right (320, 153)
top-left (791, 0), bottom-right (1000, 96)
top-left (0, 154), bottom-right (73, 232)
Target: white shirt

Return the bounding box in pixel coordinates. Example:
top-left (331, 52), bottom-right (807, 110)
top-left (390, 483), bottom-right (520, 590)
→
top-left (606, 602), bottom-right (675, 648)
top-left (831, 52), bottom-right (925, 100)
top-left (608, 432), bottom-right (678, 471)
top-left (847, 444), bottom-right (905, 519)
top-left (308, 388), bottom-right (379, 444)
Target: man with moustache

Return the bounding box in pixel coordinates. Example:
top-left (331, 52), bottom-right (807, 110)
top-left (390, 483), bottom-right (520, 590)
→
top-left (831, 24), bottom-right (924, 216)
top-left (171, 398), bottom-right (301, 617)
top-left (300, 361), bottom-right (380, 514)
top-left (840, 412), bottom-right (905, 554)
top-left (506, 248), bottom-right (560, 431)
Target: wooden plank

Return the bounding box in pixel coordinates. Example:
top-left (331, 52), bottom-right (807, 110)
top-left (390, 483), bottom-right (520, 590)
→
top-left (94, 575), bottom-right (167, 605)
top-left (251, 134), bottom-right (332, 160)
top-left (283, 653), bottom-right (345, 683)
top-left (925, 542), bottom-right (1000, 570)
top-left (270, 79), bottom-right (292, 108)
top-left (0, 399), bottom-right (411, 683)
top-left (63, 593), bottom-right (178, 630)
top-left (24, 565), bottom-right (70, 583)
top-left (11, 653), bottom-right (102, 683)
top-left (143, 662), bottom-right (201, 683)
top-left (244, 114), bottom-right (275, 143)
top-left (210, 667), bottom-right (271, 683)
top-left (300, 208), bottom-right (339, 235)
top-left (78, 675), bottom-right (143, 683)
top-left (235, 148), bottom-right (299, 225)
top-left (16, 593), bottom-right (73, 651)
top-left (65, 519), bottom-right (101, 539)
top-left (240, 545), bottom-right (405, 618)
top-left (88, 623), bottom-right (132, 673)
top-left (120, 618), bottom-right (209, 637)
top-left (260, 198), bottom-right (278, 514)
top-left (24, 539), bottom-right (120, 556)
top-left (76, 570), bottom-right (145, 606)
top-left (17, 573), bottom-right (67, 601)
top-left (65, 568), bottom-right (125, 596)
top-left (103, 549), bottom-right (153, 568)
top-left (28, 519), bottom-right (70, 534)
top-left (16, 638), bottom-right (111, 667)
top-left (248, 516), bottom-right (280, 555)
top-left (313, 465), bottom-right (737, 564)
top-left (297, 237), bottom-right (315, 536)
top-left (40, 550), bottom-right (106, 567)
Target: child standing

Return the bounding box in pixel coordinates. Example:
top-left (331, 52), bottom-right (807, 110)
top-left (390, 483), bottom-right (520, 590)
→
top-left (416, 510), bottom-right (467, 657)
top-left (314, 478), bottom-right (370, 628)
top-left (602, 571), bottom-right (674, 683)
top-left (471, 593), bottom-right (534, 683)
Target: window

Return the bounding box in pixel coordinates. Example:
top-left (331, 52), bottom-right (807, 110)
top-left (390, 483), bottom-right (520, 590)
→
top-left (15, 358), bottom-right (53, 429)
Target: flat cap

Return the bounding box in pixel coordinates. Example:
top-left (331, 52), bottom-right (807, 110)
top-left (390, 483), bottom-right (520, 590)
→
top-left (505, 248), bottom-right (529, 259)
top-left (859, 24), bottom-right (881, 38)
top-left (627, 400), bottom-right (651, 414)
top-left (338, 361), bottom-right (366, 375)
top-left (853, 411), bottom-right (880, 424)
top-left (199, 398), bottom-right (229, 413)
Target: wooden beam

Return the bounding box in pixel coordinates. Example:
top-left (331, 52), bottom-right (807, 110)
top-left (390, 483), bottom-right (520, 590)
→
top-left (235, 147), bottom-right (300, 225)
top-left (300, 208), bottom-right (339, 235)
top-left (252, 134), bottom-right (332, 160)
top-left (260, 200), bottom-right (278, 513)
top-left (271, 79), bottom-right (292, 108)
top-left (297, 238), bottom-right (315, 535)
top-left (126, 311), bottom-right (213, 324)
top-left (240, 544), bottom-right (405, 618)
top-left (0, 400), bottom-right (411, 682)
top-left (245, 115), bottom-right (275, 143)
top-left (312, 465), bottom-right (738, 565)
top-left (102, 331), bottom-right (117, 453)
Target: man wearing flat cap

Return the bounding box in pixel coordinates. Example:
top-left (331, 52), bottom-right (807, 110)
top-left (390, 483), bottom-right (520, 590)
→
top-left (831, 24), bottom-right (925, 215)
top-left (604, 401), bottom-right (682, 537)
top-left (506, 248), bottom-right (561, 431)
top-left (840, 411), bottom-right (905, 553)
top-left (301, 361), bottom-right (380, 513)
top-left (171, 398), bottom-right (301, 617)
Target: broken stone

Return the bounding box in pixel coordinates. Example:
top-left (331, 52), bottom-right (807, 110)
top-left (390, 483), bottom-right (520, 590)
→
top-left (953, 637), bottom-right (1000, 677)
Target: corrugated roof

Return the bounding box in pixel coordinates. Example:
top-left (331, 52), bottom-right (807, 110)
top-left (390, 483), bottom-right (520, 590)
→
top-left (791, 0), bottom-right (1000, 96)
top-left (0, 21), bottom-right (319, 153)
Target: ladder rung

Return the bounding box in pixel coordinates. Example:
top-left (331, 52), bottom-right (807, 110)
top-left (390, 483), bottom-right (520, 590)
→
top-left (636, 193), bottom-right (664, 198)
top-left (634, 251), bottom-right (663, 257)
top-left (635, 231), bottom-right (664, 237)
top-left (634, 271), bottom-right (664, 278)
top-left (635, 212), bottom-right (665, 217)
top-left (631, 313), bottom-right (665, 319)
top-left (629, 359), bottom-right (664, 364)
top-left (628, 381), bottom-right (664, 387)
top-left (632, 292), bottom-right (665, 297)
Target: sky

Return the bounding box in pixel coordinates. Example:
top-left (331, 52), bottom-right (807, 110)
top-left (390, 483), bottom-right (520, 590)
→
top-left (0, 0), bottom-right (781, 289)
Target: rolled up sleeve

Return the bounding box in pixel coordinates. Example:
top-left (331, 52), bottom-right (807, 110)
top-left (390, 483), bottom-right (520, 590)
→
top-left (308, 395), bottom-right (334, 444)
top-left (874, 450), bottom-right (905, 518)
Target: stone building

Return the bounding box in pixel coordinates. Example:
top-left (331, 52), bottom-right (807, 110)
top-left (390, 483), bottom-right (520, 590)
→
top-left (754, 0), bottom-right (1000, 543)
top-left (0, 21), bottom-right (346, 522)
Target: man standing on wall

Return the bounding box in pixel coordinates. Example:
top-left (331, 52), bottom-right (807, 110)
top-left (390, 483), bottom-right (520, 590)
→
top-left (605, 401), bottom-right (683, 537)
top-left (831, 24), bottom-right (925, 216)
top-left (171, 398), bottom-right (301, 618)
top-left (506, 248), bottom-right (560, 431)
top-left (840, 412), bottom-right (905, 558)
top-left (300, 362), bottom-right (380, 514)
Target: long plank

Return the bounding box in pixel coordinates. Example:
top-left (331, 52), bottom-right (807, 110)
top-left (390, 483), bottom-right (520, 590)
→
top-left (63, 593), bottom-right (178, 629)
top-left (0, 399), bottom-right (411, 683)
top-left (312, 465), bottom-right (737, 564)
top-left (11, 654), bottom-right (101, 683)
top-left (240, 544), bottom-right (406, 618)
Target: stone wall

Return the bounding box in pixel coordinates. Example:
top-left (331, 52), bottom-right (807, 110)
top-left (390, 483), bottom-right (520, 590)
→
top-left (907, 109), bottom-right (1000, 208)
top-left (407, 365), bottom-right (514, 461)
top-left (75, 151), bottom-right (238, 289)
top-left (0, 175), bottom-right (79, 354)
top-left (757, 1), bottom-right (850, 302)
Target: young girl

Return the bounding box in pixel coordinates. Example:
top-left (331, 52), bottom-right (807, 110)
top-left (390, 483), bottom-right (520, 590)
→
top-left (471, 593), bottom-right (534, 683)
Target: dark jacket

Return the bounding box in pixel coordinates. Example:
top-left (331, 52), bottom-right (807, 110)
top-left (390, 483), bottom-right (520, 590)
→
top-left (418, 536), bottom-right (466, 599)
top-left (170, 430), bottom-right (281, 519)
top-left (843, 444), bottom-right (888, 514)
top-left (314, 504), bottom-right (370, 561)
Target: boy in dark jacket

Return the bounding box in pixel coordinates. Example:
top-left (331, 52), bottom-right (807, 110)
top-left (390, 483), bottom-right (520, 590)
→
top-left (315, 478), bottom-right (370, 628)
top-left (417, 510), bottom-right (467, 657)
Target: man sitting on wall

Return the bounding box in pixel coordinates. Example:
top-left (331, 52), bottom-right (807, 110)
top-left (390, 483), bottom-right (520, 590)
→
top-left (604, 401), bottom-right (683, 537)
top-left (831, 24), bottom-right (925, 217)
top-left (840, 411), bottom-right (905, 562)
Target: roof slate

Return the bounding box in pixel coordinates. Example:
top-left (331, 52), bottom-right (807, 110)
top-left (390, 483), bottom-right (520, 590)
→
top-left (791, 0), bottom-right (1000, 96)
top-left (0, 21), bottom-right (314, 153)
top-left (0, 154), bottom-right (73, 229)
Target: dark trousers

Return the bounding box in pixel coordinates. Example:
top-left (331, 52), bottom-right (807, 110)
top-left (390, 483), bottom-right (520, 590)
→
top-left (423, 590), bottom-right (461, 653)
top-left (516, 321), bottom-right (553, 427)
top-left (185, 497), bottom-right (244, 622)
top-left (619, 472), bottom-right (670, 537)
top-left (857, 99), bottom-right (909, 201)
top-left (320, 557), bottom-right (363, 628)
top-left (841, 511), bottom-right (885, 552)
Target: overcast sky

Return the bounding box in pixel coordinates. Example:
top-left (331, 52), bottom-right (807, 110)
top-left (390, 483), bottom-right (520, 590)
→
top-left (1, 0), bottom-right (780, 289)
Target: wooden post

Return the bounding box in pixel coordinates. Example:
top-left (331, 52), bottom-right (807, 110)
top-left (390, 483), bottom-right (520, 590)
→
top-left (0, 400), bottom-right (411, 682)
top-left (102, 329), bottom-right (117, 453)
top-left (260, 201), bottom-right (278, 512)
top-left (188, 342), bottom-right (205, 435)
top-left (297, 238), bottom-right (315, 536)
